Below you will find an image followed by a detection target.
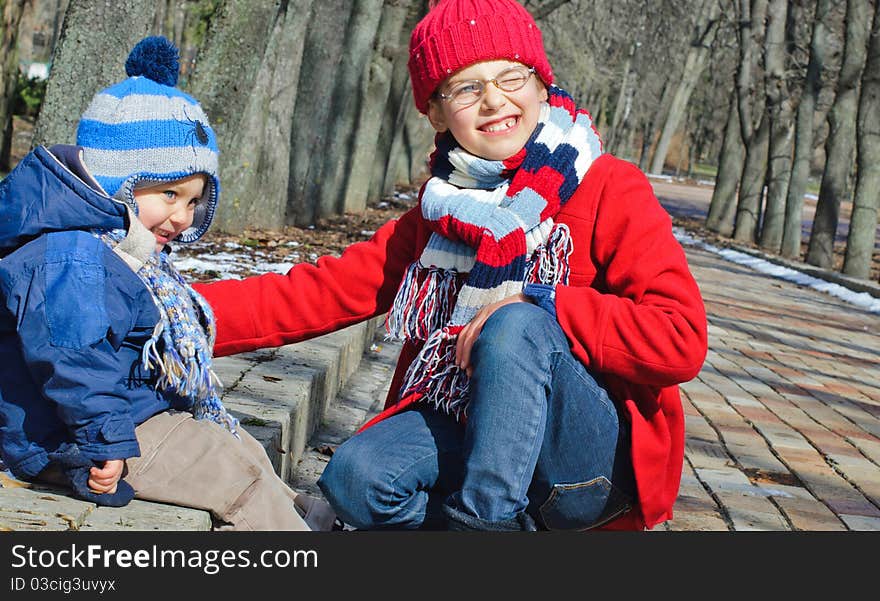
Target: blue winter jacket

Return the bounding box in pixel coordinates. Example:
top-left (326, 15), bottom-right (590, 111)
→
top-left (0, 145), bottom-right (187, 479)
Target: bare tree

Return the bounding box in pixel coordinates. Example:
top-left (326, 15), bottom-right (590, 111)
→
top-left (344, 0), bottom-right (411, 212)
top-left (316, 0), bottom-right (385, 218)
top-left (32, 0), bottom-right (158, 147)
top-left (733, 0), bottom-right (770, 243)
top-left (781, 0), bottom-right (842, 258)
top-left (842, 0), bottom-right (880, 279)
top-left (649, 0), bottom-right (721, 174)
top-left (806, 0), bottom-right (873, 268)
top-left (0, 0), bottom-right (29, 171)
top-left (758, 0), bottom-right (795, 251)
top-left (189, 0), bottom-right (314, 231)
top-left (707, 94), bottom-right (744, 235)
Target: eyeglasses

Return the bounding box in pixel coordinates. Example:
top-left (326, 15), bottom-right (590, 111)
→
top-left (437, 66), bottom-right (536, 107)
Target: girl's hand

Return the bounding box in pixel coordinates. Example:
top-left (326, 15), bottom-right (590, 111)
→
top-left (88, 459), bottom-right (125, 494)
top-left (455, 292), bottom-right (531, 377)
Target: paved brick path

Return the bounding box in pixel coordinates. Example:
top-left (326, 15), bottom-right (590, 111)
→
top-left (652, 179), bottom-right (880, 531)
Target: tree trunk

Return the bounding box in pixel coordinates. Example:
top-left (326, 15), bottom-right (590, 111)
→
top-left (286, 0), bottom-right (354, 226)
top-left (843, 0), bottom-right (880, 279)
top-left (782, 0), bottom-right (836, 259)
top-left (372, 50), bottom-right (415, 200)
top-left (806, 0), bottom-right (873, 268)
top-left (343, 0), bottom-right (409, 213)
top-left (649, 0), bottom-right (721, 175)
top-left (734, 112), bottom-right (769, 242)
top-left (638, 117), bottom-right (654, 172)
top-left (195, 0), bottom-right (313, 232)
top-left (32, 0), bottom-right (158, 147)
top-left (758, 0), bottom-right (795, 252)
top-left (707, 93), bottom-right (744, 236)
top-left (372, 0), bottom-right (429, 199)
top-left (736, 0), bottom-right (769, 145)
top-left (0, 0), bottom-right (27, 171)
top-left (606, 46), bottom-right (633, 154)
top-left (316, 0), bottom-right (385, 219)
top-left (638, 78), bottom-right (675, 172)
top-left (731, 0), bottom-right (769, 242)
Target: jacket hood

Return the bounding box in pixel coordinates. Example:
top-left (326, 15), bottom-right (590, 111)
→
top-left (0, 145), bottom-right (128, 256)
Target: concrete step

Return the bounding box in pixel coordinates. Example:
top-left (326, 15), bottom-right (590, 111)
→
top-left (290, 323), bottom-right (402, 500)
top-left (0, 319), bottom-right (379, 531)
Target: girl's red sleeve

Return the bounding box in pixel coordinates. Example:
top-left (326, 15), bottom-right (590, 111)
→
top-left (193, 207), bottom-right (424, 357)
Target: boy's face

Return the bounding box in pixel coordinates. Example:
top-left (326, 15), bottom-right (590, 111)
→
top-left (427, 60), bottom-right (548, 161)
top-left (133, 174), bottom-right (207, 251)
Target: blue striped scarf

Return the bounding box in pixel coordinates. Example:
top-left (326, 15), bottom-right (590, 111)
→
top-left (97, 230), bottom-right (239, 435)
top-left (386, 86), bottom-right (603, 417)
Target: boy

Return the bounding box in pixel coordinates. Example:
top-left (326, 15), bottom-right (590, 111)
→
top-left (195, 0), bottom-right (708, 531)
top-left (0, 36), bottom-right (333, 531)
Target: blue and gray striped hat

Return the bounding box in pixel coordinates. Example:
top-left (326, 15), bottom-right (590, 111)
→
top-left (76, 36), bottom-right (219, 243)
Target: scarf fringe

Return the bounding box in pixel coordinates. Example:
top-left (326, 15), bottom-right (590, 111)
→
top-left (398, 326), bottom-right (470, 418)
top-left (386, 262), bottom-right (459, 342)
top-left (527, 223), bottom-right (573, 286)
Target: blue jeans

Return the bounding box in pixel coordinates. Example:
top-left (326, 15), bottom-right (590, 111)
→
top-left (318, 303), bottom-right (635, 530)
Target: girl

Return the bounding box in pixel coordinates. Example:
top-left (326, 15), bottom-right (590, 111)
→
top-left (195, 0), bottom-right (707, 531)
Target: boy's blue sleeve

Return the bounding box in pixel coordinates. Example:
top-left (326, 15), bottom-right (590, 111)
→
top-left (0, 233), bottom-right (141, 461)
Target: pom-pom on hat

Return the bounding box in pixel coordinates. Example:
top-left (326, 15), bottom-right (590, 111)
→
top-left (408, 0), bottom-right (553, 114)
top-left (76, 36), bottom-right (219, 244)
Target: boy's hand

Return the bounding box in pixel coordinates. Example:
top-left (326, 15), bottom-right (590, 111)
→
top-left (88, 459), bottom-right (125, 494)
top-left (456, 293), bottom-right (530, 377)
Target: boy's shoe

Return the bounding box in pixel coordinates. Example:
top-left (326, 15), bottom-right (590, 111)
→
top-left (293, 494), bottom-right (341, 532)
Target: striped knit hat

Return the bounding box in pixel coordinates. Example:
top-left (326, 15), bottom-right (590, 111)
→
top-left (408, 0), bottom-right (553, 114)
top-left (76, 36), bottom-right (219, 243)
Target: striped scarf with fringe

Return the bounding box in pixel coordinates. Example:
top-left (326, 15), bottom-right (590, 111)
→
top-left (386, 86), bottom-right (603, 417)
top-left (96, 230), bottom-right (239, 436)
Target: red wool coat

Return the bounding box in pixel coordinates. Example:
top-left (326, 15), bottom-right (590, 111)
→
top-left (193, 154), bottom-right (708, 530)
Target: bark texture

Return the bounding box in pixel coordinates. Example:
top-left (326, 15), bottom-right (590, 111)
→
top-left (781, 0), bottom-right (838, 259)
top-left (842, 0), bottom-right (880, 279)
top-left (806, 0), bottom-right (873, 268)
top-left (0, 0), bottom-right (27, 170)
top-left (759, 0), bottom-right (795, 252)
top-left (32, 0), bottom-right (158, 147)
top-left (707, 94), bottom-right (744, 236)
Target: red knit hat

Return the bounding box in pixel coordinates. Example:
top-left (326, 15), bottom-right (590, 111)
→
top-left (408, 0), bottom-right (553, 114)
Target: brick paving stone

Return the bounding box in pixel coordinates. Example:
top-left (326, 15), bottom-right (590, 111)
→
top-left (752, 422), bottom-right (815, 451)
top-left (693, 466), bottom-right (789, 530)
top-left (662, 462), bottom-right (728, 531)
top-left (844, 434), bottom-right (880, 465)
top-left (838, 514), bottom-right (880, 530)
top-left (758, 484), bottom-right (847, 531)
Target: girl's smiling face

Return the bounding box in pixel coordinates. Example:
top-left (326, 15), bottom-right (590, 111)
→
top-left (427, 60), bottom-right (548, 161)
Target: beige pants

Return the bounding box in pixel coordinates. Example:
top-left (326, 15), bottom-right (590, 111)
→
top-left (125, 411), bottom-right (310, 531)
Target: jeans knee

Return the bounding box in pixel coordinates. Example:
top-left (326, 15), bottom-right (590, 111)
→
top-left (318, 439), bottom-right (423, 529)
top-left (474, 302), bottom-right (562, 364)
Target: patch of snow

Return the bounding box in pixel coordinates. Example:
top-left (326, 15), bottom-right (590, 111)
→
top-left (673, 227), bottom-right (880, 314)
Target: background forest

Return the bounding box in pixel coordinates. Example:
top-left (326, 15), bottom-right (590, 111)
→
top-left (0, 0), bottom-right (877, 281)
